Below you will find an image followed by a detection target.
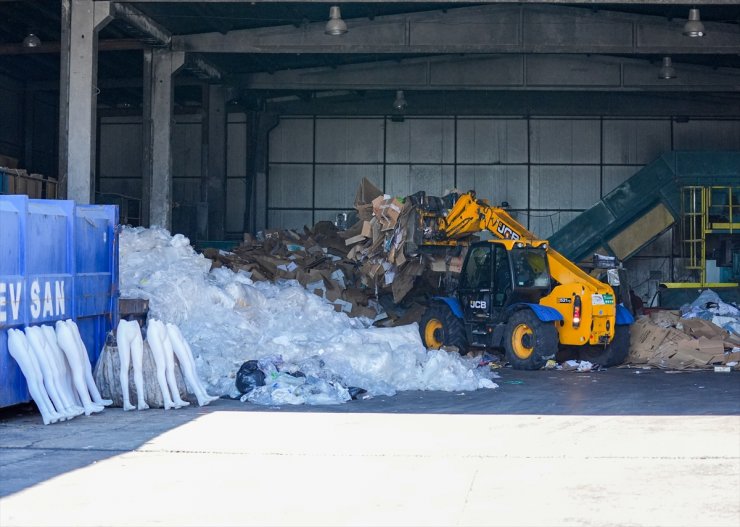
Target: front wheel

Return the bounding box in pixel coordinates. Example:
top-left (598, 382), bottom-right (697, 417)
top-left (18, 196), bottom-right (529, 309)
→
top-left (580, 325), bottom-right (630, 367)
top-left (419, 304), bottom-right (467, 354)
top-left (504, 310), bottom-right (558, 370)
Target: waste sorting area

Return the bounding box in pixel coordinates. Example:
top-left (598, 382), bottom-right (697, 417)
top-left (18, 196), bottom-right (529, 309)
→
top-left (1, 182), bottom-right (739, 423)
top-left (118, 225), bottom-right (497, 406)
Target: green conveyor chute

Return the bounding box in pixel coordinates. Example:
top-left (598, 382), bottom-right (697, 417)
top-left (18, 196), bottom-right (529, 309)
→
top-left (549, 151), bottom-right (740, 263)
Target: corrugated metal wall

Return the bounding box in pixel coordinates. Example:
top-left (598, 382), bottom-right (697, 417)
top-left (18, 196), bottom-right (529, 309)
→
top-left (97, 112), bottom-right (739, 302)
top-left (265, 115), bottom-right (740, 303)
top-left (265, 116), bottom-right (740, 235)
top-left (98, 113), bottom-right (247, 238)
top-left (0, 75), bottom-right (58, 179)
top-left (0, 74), bottom-right (24, 164)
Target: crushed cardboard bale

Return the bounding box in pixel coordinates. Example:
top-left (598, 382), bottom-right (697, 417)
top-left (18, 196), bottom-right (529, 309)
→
top-left (201, 178), bottom-right (467, 327)
top-left (119, 226), bottom-right (498, 404)
top-left (626, 294), bottom-right (740, 370)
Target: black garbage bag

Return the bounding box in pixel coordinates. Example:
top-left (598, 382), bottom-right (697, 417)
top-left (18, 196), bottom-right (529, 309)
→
top-left (347, 387), bottom-right (367, 400)
top-left (236, 360), bottom-right (266, 395)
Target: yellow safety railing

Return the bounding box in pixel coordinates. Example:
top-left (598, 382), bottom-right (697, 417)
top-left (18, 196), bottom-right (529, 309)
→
top-left (680, 185), bottom-right (739, 285)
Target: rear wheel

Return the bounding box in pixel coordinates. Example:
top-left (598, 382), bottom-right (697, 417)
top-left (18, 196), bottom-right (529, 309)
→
top-left (504, 310), bottom-right (558, 370)
top-left (419, 304), bottom-right (467, 354)
top-left (580, 325), bottom-right (630, 367)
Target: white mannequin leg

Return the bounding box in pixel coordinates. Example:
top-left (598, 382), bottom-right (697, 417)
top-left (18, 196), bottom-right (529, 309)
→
top-left (65, 319), bottom-right (112, 406)
top-left (166, 323), bottom-right (218, 406)
top-left (16, 329), bottom-right (64, 423)
top-left (41, 324), bottom-right (81, 407)
top-left (128, 322), bottom-right (149, 410)
top-left (55, 321), bottom-right (104, 415)
top-left (24, 327), bottom-right (78, 420)
top-left (161, 328), bottom-right (189, 408)
top-left (7, 329), bottom-right (60, 425)
top-left (115, 320), bottom-right (136, 411)
top-left (146, 319), bottom-right (176, 410)
top-left (30, 326), bottom-right (83, 417)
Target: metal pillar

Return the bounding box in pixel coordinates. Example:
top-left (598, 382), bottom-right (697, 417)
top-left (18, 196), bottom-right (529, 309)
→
top-left (244, 111), bottom-right (278, 233)
top-left (206, 84), bottom-right (226, 239)
top-left (58, 0), bottom-right (111, 202)
top-left (142, 49), bottom-right (184, 229)
top-left (23, 91), bottom-right (34, 172)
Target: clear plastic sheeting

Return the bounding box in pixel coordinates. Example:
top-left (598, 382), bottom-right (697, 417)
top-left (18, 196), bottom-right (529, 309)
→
top-left (681, 288), bottom-right (740, 336)
top-left (119, 227), bottom-right (498, 403)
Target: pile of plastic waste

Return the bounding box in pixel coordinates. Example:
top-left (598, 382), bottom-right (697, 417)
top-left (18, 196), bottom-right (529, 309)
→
top-left (680, 289), bottom-right (740, 336)
top-left (119, 227), bottom-right (498, 404)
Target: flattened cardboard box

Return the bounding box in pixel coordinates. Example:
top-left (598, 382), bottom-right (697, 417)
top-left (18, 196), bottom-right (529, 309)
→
top-left (680, 318), bottom-right (729, 340)
top-left (629, 319), bottom-right (668, 356)
top-left (355, 177), bottom-right (382, 207)
top-left (678, 337), bottom-right (726, 363)
top-left (648, 310), bottom-right (681, 328)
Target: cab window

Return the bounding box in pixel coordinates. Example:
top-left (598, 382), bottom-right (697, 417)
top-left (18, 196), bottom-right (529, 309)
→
top-left (461, 245), bottom-right (492, 290)
top-left (511, 248), bottom-right (550, 288)
top-left (492, 245), bottom-right (511, 306)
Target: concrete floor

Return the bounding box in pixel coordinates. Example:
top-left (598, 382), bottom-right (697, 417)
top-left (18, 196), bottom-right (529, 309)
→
top-left (1, 367), bottom-right (739, 527)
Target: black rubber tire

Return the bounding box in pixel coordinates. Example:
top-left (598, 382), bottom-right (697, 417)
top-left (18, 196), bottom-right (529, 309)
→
top-left (504, 310), bottom-right (558, 370)
top-left (579, 325), bottom-right (630, 367)
top-left (419, 303), bottom-right (468, 354)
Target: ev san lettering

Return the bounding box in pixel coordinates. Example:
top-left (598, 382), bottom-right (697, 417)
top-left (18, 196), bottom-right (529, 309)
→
top-left (0, 279), bottom-right (67, 323)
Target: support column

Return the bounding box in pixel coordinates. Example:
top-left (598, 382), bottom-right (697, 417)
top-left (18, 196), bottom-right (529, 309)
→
top-left (206, 84), bottom-right (226, 240)
top-left (23, 90), bottom-right (34, 172)
top-left (142, 49), bottom-right (184, 229)
top-left (245, 112), bottom-right (278, 233)
top-left (58, 0), bottom-right (111, 202)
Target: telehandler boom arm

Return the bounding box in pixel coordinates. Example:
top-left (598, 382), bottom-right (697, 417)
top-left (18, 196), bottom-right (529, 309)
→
top-left (425, 192), bottom-right (612, 294)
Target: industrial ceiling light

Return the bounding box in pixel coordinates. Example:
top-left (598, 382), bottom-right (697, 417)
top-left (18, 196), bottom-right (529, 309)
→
top-left (22, 32), bottom-right (41, 48)
top-left (325, 6), bottom-right (347, 36)
top-left (393, 90), bottom-right (407, 111)
top-left (683, 8), bottom-right (705, 37)
top-left (658, 57), bottom-right (677, 80)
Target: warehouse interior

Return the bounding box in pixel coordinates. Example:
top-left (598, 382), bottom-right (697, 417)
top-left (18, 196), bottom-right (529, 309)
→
top-left (1, 3), bottom-right (740, 525)
top-left (1, 1), bottom-right (739, 305)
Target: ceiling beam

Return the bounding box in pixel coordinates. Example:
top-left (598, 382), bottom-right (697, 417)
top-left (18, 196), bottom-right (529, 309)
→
top-left (173, 5), bottom-right (740, 55)
top-left (260, 91), bottom-right (740, 117)
top-left (26, 75), bottom-right (209, 92)
top-left (183, 54), bottom-right (223, 81)
top-left (111, 2), bottom-right (171, 45)
top-left (0, 39), bottom-right (146, 55)
top-left (237, 54), bottom-right (740, 92)
top-left (102, 0), bottom-right (740, 4)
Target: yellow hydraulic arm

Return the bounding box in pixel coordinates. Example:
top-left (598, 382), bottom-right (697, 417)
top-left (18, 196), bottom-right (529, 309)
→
top-left (421, 192), bottom-right (617, 346)
top-left (426, 192), bottom-right (611, 292)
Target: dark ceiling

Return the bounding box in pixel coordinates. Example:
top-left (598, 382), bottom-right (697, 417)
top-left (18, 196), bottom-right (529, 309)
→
top-left (0, 1), bottom-right (738, 109)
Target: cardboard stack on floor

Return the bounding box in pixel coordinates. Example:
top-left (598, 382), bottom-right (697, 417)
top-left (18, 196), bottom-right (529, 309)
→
top-left (203, 179), bottom-right (464, 325)
top-left (628, 310), bottom-right (740, 370)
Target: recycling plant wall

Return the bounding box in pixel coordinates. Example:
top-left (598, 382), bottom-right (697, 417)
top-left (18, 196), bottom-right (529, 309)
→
top-left (264, 115), bottom-right (740, 303)
top-left (95, 112), bottom-right (740, 302)
top-left (97, 113), bottom-right (248, 239)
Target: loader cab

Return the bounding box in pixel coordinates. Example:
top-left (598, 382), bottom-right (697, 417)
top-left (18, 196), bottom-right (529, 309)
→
top-left (459, 241), bottom-right (551, 326)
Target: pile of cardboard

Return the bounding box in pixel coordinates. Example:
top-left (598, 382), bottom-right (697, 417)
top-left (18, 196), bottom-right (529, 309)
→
top-left (204, 223), bottom-right (380, 319)
top-left (628, 310), bottom-right (740, 370)
top-left (202, 179), bottom-right (463, 323)
top-left (342, 178), bottom-right (463, 305)
top-left (0, 167), bottom-right (57, 198)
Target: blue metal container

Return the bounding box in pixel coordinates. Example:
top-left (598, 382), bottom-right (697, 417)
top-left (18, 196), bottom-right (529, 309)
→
top-left (0, 195), bottom-right (118, 408)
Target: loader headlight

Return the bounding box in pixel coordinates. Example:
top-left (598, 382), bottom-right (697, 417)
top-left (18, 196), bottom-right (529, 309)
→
top-left (573, 295), bottom-right (582, 329)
